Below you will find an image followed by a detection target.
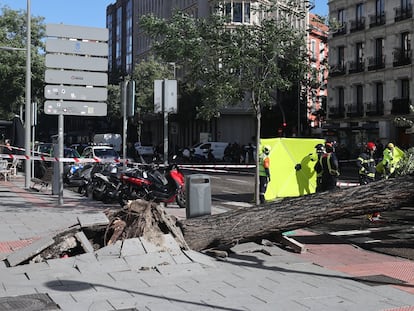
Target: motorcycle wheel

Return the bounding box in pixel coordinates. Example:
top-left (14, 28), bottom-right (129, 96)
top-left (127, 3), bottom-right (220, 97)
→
top-left (176, 188), bottom-right (186, 208)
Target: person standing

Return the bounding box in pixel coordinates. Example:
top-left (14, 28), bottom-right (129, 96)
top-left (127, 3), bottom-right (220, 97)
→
top-left (356, 142), bottom-right (377, 185)
top-left (314, 142), bottom-right (339, 192)
top-left (259, 145), bottom-right (271, 204)
top-left (381, 143), bottom-right (395, 179)
top-left (313, 143), bottom-right (326, 193)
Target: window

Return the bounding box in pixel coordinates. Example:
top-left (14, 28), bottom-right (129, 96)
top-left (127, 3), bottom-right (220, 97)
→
top-left (338, 87), bottom-right (344, 108)
top-left (224, 1), bottom-right (251, 23)
top-left (337, 9), bottom-right (345, 25)
top-left (375, 38), bottom-right (384, 59)
top-left (311, 40), bottom-right (316, 60)
top-left (376, 0), bottom-right (384, 15)
top-left (356, 42), bottom-right (363, 62)
top-left (338, 46), bottom-right (345, 66)
top-left (356, 3), bottom-right (363, 21)
top-left (401, 32), bottom-right (411, 52)
top-left (401, 0), bottom-right (411, 10)
top-left (376, 82), bottom-right (383, 103)
top-left (356, 85), bottom-right (363, 105)
top-left (401, 79), bottom-right (410, 98)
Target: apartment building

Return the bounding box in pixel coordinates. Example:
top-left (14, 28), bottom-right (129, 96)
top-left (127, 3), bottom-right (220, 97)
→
top-left (307, 13), bottom-right (329, 130)
top-left (106, 1), bottom-right (311, 148)
top-left (327, 0), bottom-right (413, 150)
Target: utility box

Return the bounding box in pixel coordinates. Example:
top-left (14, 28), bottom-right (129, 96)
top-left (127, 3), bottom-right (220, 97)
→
top-left (186, 174), bottom-right (211, 218)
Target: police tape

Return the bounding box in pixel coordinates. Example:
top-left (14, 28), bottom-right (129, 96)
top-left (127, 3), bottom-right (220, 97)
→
top-left (336, 181), bottom-right (359, 187)
top-left (0, 153), bottom-right (121, 164)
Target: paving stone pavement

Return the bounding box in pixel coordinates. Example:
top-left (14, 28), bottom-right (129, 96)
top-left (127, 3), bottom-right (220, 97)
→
top-left (0, 175), bottom-right (414, 310)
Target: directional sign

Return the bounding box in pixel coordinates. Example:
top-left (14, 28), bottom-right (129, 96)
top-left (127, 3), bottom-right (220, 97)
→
top-left (46, 23), bottom-right (108, 41)
top-left (46, 54), bottom-right (107, 72)
top-left (44, 85), bottom-right (107, 101)
top-left (44, 23), bottom-right (108, 117)
top-left (45, 69), bottom-right (107, 87)
top-left (44, 101), bottom-right (107, 116)
top-left (46, 39), bottom-right (108, 57)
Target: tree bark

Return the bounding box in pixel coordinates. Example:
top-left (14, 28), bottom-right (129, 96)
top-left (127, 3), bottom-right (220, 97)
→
top-left (178, 175), bottom-right (414, 251)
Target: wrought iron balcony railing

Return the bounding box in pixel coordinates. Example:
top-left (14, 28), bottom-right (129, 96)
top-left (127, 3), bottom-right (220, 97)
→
top-left (348, 60), bottom-right (365, 73)
top-left (369, 13), bottom-right (386, 27)
top-left (367, 55), bottom-right (386, 70)
top-left (395, 4), bottom-right (413, 22)
top-left (393, 48), bottom-right (412, 67)
top-left (350, 18), bottom-right (365, 32)
top-left (365, 101), bottom-right (384, 116)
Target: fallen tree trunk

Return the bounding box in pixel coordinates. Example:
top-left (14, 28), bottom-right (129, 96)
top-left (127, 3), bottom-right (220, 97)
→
top-left (178, 175), bottom-right (414, 251)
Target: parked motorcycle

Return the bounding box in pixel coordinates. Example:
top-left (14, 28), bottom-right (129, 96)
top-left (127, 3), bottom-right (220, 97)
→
top-left (118, 158), bottom-right (185, 208)
top-left (63, 162), bottom-right (95, 195)
top-left (88, 162), bottom-right (122, 203)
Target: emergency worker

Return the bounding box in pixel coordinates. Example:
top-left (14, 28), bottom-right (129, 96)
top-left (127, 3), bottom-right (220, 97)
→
top-left (313, 143), bottom-right (326, 192)
top-left (381, 143), bottom-right (395, 179)
top-left (356, 142), bottom-right (376, 185)
top-left (314, 142), bottom-right (339, 192)
top-left (259, 145), bottom-right (271, 204)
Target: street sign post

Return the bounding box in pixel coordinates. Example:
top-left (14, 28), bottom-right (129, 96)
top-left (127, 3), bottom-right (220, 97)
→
top-left (44, 23), bottom-right (109, 205)
top-left (44, 101), bottom-right (107, 116)
top-left (44, 85), bottom-right (107, 101)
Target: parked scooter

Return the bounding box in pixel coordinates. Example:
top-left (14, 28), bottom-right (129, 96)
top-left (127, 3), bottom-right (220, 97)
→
top-left (118, 157), bottom-right (185, 208)
top-left (63, 162), bottom-right (95, 195)
top-left (88, 162), bottom-right (122, 203)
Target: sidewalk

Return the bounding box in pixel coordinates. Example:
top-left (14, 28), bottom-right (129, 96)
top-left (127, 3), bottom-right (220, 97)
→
top-left (0, 174), bottom-right (414, 310)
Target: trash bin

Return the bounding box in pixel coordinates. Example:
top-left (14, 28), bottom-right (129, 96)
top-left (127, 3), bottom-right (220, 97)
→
top-left (186, 174), bottom-right (211, 218)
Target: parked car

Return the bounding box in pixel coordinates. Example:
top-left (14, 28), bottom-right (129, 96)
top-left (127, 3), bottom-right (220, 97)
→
top-left (134, 142), bottom-right (154, 157)
top-left (81, 145), bottom-right (120, 162)
top-left (190, 142), bottom-right (229, 162)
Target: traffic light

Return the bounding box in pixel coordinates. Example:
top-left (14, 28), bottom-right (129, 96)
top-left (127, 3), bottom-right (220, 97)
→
top-left (283, 122), bottom-right (287, 127)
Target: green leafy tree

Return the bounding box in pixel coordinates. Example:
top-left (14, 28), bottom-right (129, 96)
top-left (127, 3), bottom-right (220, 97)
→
top-left (140, 3), bottom-right (308, 203)
top-left (0, 6), bottom-right (45, 119)
top-left (131, 56), bottom-right (174, 115)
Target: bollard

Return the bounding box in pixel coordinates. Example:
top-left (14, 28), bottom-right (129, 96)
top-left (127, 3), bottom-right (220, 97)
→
top-left (185, 174), bottom-right (211, 218)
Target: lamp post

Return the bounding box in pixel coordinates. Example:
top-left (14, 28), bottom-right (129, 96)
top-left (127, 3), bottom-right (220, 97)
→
top-left (24, 0), bottom-right (31, 188)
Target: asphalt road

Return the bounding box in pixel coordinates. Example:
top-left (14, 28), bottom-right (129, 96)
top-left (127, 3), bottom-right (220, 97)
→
top-left (186, 163), bottom-right (414, 261)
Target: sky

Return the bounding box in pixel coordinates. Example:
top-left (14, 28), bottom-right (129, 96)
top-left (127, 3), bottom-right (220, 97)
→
top-left (0, 0), bottom-right (114, 28)
top-left (0, 1), bottom-right (328, 29)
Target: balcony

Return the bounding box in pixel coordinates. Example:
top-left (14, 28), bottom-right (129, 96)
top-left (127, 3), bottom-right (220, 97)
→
top-left (393, 48), bottom-right (412, 67)
top-left (365, 101), bottom-right (384, 116)
top-left (369, 13), bottom-right (386, 27)
top-left (329, 63), bottom-right (346, 77)
top-left (332, 24), bottom-right (347, 37)
top-left (329, 106), bottom-right (345, 119)
top-left (347, 103), bottom-right (364, 117)
top-left (395, 4), bottom-right (413, 22)
top-left (391, 97), bottom-right (411, 114)
top-left (367, 55), bottom-right (386, 71)
top-left (350, 18), bottom-right (365, 32)
top-left (348, 60), bottom-right (365, 74)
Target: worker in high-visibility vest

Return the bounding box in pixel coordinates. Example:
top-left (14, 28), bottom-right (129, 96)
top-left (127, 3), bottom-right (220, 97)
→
top-left (381, 143), bottom-right (395, 179)
top-left (259, 145), bottom-right (271, 204)
top-left (314, 142), bottom-right (339, 192)
top-left (357, 142), bottom-right (377, 185)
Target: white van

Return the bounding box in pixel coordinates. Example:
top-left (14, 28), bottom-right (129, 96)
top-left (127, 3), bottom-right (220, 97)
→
top-left (191, 142), bottom-right (229, 161)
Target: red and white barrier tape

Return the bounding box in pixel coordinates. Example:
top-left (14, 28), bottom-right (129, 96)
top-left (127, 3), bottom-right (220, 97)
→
top-left (337, 181), bottom-right (359, 187)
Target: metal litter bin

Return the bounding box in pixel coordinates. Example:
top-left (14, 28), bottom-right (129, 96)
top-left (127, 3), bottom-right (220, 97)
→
top-left (186, 174), bottom-right (211, 218)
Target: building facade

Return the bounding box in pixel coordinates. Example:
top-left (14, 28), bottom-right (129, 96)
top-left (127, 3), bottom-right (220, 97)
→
top-left (327, 0), bottom-right (413, 152)
top-left (106, 0), bottom-right (312, 149)
top-left (307, 13), bottom-right (329, 130)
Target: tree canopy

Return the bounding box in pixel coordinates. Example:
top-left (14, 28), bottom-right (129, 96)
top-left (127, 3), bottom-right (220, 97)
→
top-left (139, 6), bottom-right (309, 120)
top-left (139, 4), bottom-right (309, 203)
top-left (0, 6), bottom-right (45, 120)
